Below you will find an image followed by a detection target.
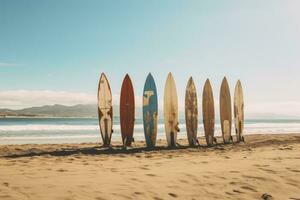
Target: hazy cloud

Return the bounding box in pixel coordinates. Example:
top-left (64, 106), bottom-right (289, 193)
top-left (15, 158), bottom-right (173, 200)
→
top-left (0, 62), bottom-right (22, 67)
top-left (0, 90), bottom-right (96, 109)
top-left (0, 90), bottom-right (143, 109)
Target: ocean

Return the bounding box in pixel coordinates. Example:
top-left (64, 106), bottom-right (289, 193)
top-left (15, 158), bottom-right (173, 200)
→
top-left (0, 118), bottom-right (300, 145)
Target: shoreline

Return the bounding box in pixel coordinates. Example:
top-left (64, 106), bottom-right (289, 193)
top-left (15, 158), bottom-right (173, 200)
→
top-left (0, 132), bottom-right (299, 146)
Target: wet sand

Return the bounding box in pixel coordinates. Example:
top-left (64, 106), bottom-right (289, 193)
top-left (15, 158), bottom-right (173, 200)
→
top-left (0, 134), bottom-right (299, 200)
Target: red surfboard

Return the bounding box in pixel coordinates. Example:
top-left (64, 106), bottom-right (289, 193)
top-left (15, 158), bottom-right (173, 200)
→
top-left (120, 74), bottom-right (135, 147)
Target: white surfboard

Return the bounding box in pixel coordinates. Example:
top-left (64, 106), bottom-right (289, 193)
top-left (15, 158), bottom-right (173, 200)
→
top-left (97, 73), bottom-right (113, 146)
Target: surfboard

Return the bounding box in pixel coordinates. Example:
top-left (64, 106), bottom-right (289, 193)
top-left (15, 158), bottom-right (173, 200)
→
top-left (185, 77), bottom-right (198, 146)
top-left (220, 77), bottom-right (232, 144)
top-left (97, 73), bottom-right (113, 146)
top-left (164, 73), bottom-right (179, 147)
top-left (202, 79), bottom-right (215, 146)
top-left (234, 80), bottom-right (244, 142)
top-left (143, 73), bottom-right (158, 147)
top-left (120, 74), bottom-right (135, 147)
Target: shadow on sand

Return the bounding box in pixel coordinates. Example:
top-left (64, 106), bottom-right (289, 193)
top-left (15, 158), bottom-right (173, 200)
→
top-left (3, 134), bottom-right (300, 159)
top-left (3, 143), bottom-right (226, 159)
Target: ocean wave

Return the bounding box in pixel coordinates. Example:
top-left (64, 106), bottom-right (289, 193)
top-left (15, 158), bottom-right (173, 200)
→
top-left (1, 122), bottom-right (300, 132)
top-left (0, 135), bottom-right (100, 140)
top-left (0, 125), bottom-right (99, 131)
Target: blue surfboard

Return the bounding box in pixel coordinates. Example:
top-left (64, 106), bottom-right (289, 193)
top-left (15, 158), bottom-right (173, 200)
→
top-left (143, 73), bottom-right (158, 147)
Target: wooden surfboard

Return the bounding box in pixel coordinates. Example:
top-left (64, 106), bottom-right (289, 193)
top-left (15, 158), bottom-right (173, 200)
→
top-left (185, 77), bottom-right (198, 146)
top-left (234, 80), bottom-right (244, 142)
top-left (143, 73), bottom-right (158, 147)
top-left (202, 79), bottom-right (215, 146)
top-left (164, 73), bottom-right (179, 147)
top-left (120, 74), bottom-right (135, 147)
top-left (220, 77), bottom-right (232, 144)
top-left (97, 73), bottom-right (113, 146)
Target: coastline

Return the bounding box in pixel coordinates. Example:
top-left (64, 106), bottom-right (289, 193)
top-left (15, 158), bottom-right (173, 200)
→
top-left (0, 134), bottom-right (299, 199)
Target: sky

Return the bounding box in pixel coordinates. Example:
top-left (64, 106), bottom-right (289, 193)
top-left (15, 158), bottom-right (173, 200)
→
top-left (0, 0), bottom-right (300, 117)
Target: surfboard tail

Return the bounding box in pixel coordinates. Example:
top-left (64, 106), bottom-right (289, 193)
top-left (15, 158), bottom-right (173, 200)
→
top-left (102, 118), bottom-right (110, 146)
top-left (170, 132), bottom-right (176, 147)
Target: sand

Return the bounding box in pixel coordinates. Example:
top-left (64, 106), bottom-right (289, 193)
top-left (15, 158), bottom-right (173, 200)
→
top-left (0, 134), bottom-right (299, 200)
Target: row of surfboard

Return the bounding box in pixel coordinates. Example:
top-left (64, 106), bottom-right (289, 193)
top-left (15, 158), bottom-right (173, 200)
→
top-left (98, 72), bottom-right (244, 148)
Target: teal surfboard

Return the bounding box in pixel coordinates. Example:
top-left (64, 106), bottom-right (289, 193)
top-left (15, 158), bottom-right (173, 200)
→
top-left (143, 73), bottom-right (158, 147)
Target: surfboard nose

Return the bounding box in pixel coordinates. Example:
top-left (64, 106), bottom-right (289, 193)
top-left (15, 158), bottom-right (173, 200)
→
top-left (188, 76), bottom-right (194, 84)
top-left (167, 72), bottom-right (173, 78)
top-left (125, 73), bottom-right (130, 79)
top-left (146, 73), bottom-right (154, 81)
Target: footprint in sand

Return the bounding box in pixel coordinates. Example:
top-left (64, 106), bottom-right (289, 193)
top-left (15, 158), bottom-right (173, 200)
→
top-left (259, 168), bottom-right (276, 174)
top-left (286, 167), bottom-right (300, 173)
top-left (242, 175), bottom-right (267, 181)
top-left (168, 193), bottom-right (178, 198)
top-left (217, 176), bottom-right (226, 180)
top-left (139, 166), bottom-right (150, 170)
top-left (286, 182), bottom-right (299, 187)
top-left (232, 189), bottom-right (244, 194)
top-left (229, 181), bottom-right (237, 185)
top-left (130, 177), bottom-right (140, 182)
top-left (240, 186), bottom-right (257, 192)
top-left (2, 182), bottom-right (9, 187)
top-left (133, 191), bottom-right (144, 195)
top-left (0, 195), bottom-right (12, 199)
top-left (110, 168), bottom-right (118, 172)
top-left (178, 179), bottom-right (189, 184)
top-left (95, 197), bottom-right (106, 200)
top-left (146, 173), bottom-right (156, 177)
top-left (57, 168), bottom-right (67, 172)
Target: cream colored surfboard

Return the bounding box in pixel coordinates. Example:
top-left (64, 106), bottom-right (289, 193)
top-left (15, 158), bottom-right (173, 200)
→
top-left (234, 80), bottom-right (244, 142)
top-left (164, 73), bottom-right (179, 147)
top-left (185, 77), bottom-right (198, 146)
top-left (219, 77), bottom-right (232, 144)
top-left (97, 73), bottom-right (113, 146)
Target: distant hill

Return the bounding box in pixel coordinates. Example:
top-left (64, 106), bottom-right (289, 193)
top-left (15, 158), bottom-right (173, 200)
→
top-left (0, 104), bottom-right (97, 118)
top-left (0, 104), bottom-right (297, 119)
top-left (0, 104), bottom-right (143, 118)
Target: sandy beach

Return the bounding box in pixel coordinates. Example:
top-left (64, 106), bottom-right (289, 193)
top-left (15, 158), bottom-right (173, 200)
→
top-left (0, 134), bottom-right (299, 200)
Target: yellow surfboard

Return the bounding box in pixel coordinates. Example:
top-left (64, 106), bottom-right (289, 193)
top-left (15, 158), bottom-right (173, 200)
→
top-left (220, 77), bottom-right (232, 144)
top-left (164, 73), bottom-right (179, 147)
top-left (234, 80), bottom-right (244, 142)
